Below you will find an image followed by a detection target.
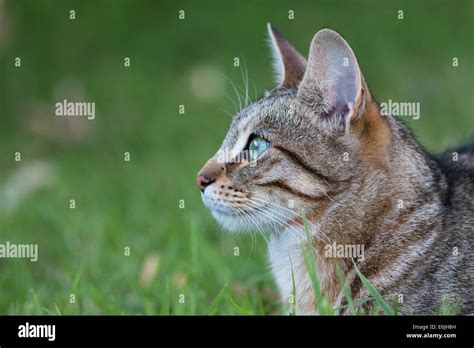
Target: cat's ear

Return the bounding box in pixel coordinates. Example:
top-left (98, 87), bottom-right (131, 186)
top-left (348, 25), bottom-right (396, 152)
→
top-left (298, 29), bottom-right (365, 137)
top-left (267, 23), bottom-right (307, 89)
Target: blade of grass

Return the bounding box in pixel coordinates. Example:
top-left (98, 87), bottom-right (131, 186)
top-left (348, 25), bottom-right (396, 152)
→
top-left (54, 303), bottom-right (62, 315)
top-left (70, 262), bottom-right (85, 293)
top-left (190, 215), bottom-right (198, 277)
top-left (257, 292), bottom-right (265, 315)
top-left (301, 213), bottom-right (327, 314)
top-left (437, 296), bottom-right (461, 315)
top-left (335, 261), bottom-right (356, 315)
top-left (208, 283), bottom-right (228, 315)
top-left (351, 258), bottom-right (395, 315)
top-left (391, 296), bottom-right (399, 315)
top-left (189, 283), bottom-right (197, 315)
top-left (229, 296), bottom-right (253, 315)
top-left (30, 288), bottom-right (42, 313)
top-left (160, 276), bottom-right (170, 315)
top-left (289, 256), bottom-right (297, 315)
top-left (242, 291), bottom-right (255, 315)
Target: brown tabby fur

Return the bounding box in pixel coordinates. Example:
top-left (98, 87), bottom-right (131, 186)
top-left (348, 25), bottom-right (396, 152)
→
top-left (197, 24), bottom-right (474, 315)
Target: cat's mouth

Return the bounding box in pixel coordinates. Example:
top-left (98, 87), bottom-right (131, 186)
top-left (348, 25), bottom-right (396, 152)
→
top-left (201, 192), bottom-right (259, 232)
top-left (201, 189), bottom-right (294, 234)
top-left (206, 201), bottom-right (241, 217)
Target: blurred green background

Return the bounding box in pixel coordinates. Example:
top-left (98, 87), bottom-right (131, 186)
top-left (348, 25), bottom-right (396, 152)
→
top-left (0, 0), bottom-right (472, 314)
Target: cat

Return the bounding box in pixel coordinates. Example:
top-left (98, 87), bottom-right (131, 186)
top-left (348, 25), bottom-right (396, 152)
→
top-left (196, 23), bottom-right (474, 315)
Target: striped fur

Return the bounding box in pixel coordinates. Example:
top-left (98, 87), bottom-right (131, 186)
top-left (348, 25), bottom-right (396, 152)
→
top-left (197, 26), bottom-right (474, 315)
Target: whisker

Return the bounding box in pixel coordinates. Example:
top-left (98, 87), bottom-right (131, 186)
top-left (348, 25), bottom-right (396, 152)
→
top-left (242, 201), bottom-right (320, 250)
top-left (222, 73), bottom-right (243, 111)
top-left (240, 60), bottom-right (250, 107)
top-left (250, 196), bottom-right (333, 246)
top-left (234, 207), bottom-right (256, 257)
top-left (222, 91), bottom-right (239, 114)
top-left (218, 107), bottom-right (235, 119)
top-left (241, 201), bottom-right (328, 266)
top-left (239, 201), bottom-right (301, 258)
top-left (243, 200), bottom-right (305, 241)
top-left (237, 204), bottom-right (271, 247)
top-left (317, 186), bottom-right (335, 203)
top-left (251, 195), bottom-right (333, 244)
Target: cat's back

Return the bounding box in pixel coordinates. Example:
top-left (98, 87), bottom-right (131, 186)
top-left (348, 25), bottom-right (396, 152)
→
top-left (436, 142), bottom-right (474, 212)
top-left (435, 142), bottom-right (474, 254)
top-left (428, 143), bottom-right (474, 314)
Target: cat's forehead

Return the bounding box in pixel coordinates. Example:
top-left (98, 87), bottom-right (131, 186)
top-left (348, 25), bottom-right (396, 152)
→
top-left (221, 90), bottom-right (303, 150)
top-left (238, 89), bottom-right (298, 122)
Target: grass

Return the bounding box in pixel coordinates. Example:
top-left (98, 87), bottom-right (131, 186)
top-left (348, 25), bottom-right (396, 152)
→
top-left (351, 259), bottom-right (395, 315)
top-left (0, 0), bottom-right (472, 315)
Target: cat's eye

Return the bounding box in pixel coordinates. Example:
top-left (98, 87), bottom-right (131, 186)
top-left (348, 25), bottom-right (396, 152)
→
top-left (248, 136), bottom-right (269, 162)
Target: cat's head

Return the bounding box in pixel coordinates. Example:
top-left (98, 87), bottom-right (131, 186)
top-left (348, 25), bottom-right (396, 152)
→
top-left (197, 24), bottom-right (390, 233)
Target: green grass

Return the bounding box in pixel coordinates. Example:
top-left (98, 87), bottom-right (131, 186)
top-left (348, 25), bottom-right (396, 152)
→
top-left (0, 0), bottom-right (472, 315)
top-left (352, 259), bottom-right (395, 315)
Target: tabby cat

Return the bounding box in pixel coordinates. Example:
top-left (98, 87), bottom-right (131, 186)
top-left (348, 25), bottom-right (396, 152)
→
top-left (196, 24), bottom-right (474, 314)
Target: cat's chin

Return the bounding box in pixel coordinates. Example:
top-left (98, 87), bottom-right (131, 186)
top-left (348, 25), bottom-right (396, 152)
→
top-left (211, 209), bottom-right (249, 233)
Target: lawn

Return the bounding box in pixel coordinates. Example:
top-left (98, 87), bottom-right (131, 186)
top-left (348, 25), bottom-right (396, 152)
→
top-left (0, 0), bottom-right (472, 315)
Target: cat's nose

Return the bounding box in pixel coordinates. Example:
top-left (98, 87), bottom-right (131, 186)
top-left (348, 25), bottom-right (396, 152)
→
top-left (196, 174), bottom-right (214, 192)
top-left (197, 158), bottom-right (223, 192)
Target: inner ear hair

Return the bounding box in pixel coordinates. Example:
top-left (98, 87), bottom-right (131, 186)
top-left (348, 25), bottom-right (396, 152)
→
top-left (298, 28), bottom-right (367, 136)
top-left (267, 23), bottom-right (307, 89)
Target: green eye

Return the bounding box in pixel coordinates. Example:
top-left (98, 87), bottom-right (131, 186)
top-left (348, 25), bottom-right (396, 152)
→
top-left (248, 136), bottom-right (269, 162)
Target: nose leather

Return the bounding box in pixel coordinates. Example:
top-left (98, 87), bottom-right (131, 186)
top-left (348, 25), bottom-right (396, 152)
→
top-left (196, 158), bottom-right (223, 191)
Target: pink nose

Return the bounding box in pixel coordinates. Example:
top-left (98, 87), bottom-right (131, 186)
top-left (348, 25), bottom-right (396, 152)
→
top-left (196, 174), bottom-right (214, 192)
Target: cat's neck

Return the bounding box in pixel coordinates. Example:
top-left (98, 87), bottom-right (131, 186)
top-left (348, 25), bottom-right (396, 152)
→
top-left (317, 115), bottom-right (446, 246)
